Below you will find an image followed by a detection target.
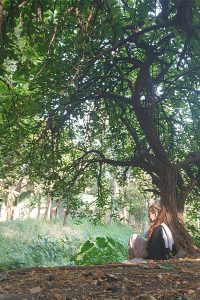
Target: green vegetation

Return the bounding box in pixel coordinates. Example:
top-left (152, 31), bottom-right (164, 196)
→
top-left (186, 194), bottom-right (200, 248)
top-left (0, 218), bottom-right (132, 270)
top-left (72, 236), bottom-right (127, 265)
top-left (187, 224), bottom-right (200, 249)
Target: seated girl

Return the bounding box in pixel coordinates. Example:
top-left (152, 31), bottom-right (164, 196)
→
top-left (129, 203), bottom-right (177, 260)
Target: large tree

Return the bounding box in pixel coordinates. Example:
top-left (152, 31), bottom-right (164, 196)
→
top-left (0, 0), bottom-right (200, 251)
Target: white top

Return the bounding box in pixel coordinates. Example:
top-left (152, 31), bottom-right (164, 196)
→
top-left (161, 223), bottom-right (174, 250)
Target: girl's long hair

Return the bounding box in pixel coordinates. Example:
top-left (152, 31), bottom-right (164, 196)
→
top-left (147, 204), bottom-right (167, 239)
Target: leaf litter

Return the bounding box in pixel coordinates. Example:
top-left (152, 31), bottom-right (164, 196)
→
top-left (0, 255), bottom-right (199, 299)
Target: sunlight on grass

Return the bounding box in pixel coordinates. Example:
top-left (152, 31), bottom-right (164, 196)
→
top-left (0, 218), bottom-right (133, 270)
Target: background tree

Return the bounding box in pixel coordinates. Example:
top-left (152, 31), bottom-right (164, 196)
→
top-left (0, 0), bottom-right (200, 251)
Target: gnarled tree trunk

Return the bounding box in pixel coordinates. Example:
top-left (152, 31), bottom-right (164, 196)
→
top-left (160, 165), bottom-right (194, 252)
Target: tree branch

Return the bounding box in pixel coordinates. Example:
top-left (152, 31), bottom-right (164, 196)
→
top-left (132, 57), bottom-right (169, 163)
top-left (181, 153), bottom-right (200, 167)
top-left (174, 0), bottom-right (199, 37)
top-left (84, 92), bottom-right (132, 106)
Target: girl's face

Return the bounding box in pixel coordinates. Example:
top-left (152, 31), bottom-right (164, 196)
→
top-left (149, 210), bottom-right (158, 222)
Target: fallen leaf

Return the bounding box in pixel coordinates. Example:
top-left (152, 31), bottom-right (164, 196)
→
top-left (0, 275), bottom-right (6, 282)
top-left (29, 286), bottom-right (41, 294)
top-left (100, 280), bottom-right (109, 290)
top-left (104, 273), bottom-right (118, 282)
top-left (156, 274), bottom-right (163, 279)
top-left (191, 282), bottom-right (200, 288)
top-left (158, 263), bottom-right (174, 270)
top-left (139, 265), bottom-right (150, 269)
top-left (134, 294), bottom-right (157, 300)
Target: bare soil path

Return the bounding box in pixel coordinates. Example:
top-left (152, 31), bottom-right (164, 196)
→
top-left (0, 255), bottom-right (200, 299)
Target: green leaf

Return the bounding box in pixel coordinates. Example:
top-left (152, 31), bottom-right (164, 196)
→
top-left (96, 237), bottom-right (108, 248)
top-left (78, 240), bottom-right (94, 255)
top-left (158, 263), bottom-right (175, 270)
top-left (106, 237), bottom-right (116, 247)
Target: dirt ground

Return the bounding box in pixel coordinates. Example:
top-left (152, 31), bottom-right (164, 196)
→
top-left (0, 255), bottom-right (200, 300)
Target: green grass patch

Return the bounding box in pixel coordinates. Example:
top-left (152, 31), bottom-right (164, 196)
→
top-left (0, 218), bottom-right (133, 270)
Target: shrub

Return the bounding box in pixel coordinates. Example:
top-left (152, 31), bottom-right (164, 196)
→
top-left (186, 224), bottom-right (200, 248)
top-left (71, 236), bottom-right (128, 265)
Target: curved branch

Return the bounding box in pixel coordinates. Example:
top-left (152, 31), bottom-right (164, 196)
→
top-left (174, 0), bottom-right (199, 37)
top-left (85, 92), bottom-right (132, 106)
top-left (132, 58), bottom-right (169, 163)
top-left (119, 114), bottom-right (140, 148)
top-left (182, 153), bottom-right (200, 166)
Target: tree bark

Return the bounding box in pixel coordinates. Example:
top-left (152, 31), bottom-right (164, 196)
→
top-left (6, 196), bottom-right (13, 221)
top-left (63, 194), bottom-right (72, 226)
top-left (44, 194), bottom-right (51, 221)
top-left (160, 165), bottom-right (194, 252)
top-left (63, 208), bottom-right (69, 226)
top-left (37, 194), bottom-right (41, 218)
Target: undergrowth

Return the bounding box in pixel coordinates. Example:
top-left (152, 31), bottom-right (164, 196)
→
top-left (0, 218), bottom-right (132, 270)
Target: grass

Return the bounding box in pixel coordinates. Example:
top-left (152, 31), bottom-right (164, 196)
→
top-left (0, 217), bottom-right (133, 270)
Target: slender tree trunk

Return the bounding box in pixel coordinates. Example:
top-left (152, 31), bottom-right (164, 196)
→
top-left (160, 166), bottom-right (194, 252)
top-left (37, 194), bottom-right (41, 218)
top-left (6, 195), bottom-right (13, 221)
top-left (63, 194), bottom-right (71, 226)
top-left (110, 178), bottom-right (119, 224)
top-left (109, 197), bottom-right (114, 225)
top-left (44, 194), bottom-right (51, 221)
top-left (63, 208), bottom-right (69, 226)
